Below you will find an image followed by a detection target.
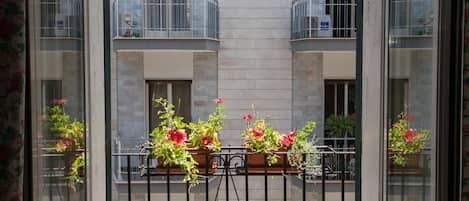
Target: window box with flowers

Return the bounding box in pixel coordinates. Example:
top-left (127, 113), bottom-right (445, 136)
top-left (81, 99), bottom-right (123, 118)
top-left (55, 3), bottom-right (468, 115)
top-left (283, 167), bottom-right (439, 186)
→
top-left (388, 113), bottom-right (430, 172)
top-left (241, 113), bottom-right (318, 174)
top-left (42, 99), bottom-right (86, 191)
top-left (149, 98), bottom-right (226, 184)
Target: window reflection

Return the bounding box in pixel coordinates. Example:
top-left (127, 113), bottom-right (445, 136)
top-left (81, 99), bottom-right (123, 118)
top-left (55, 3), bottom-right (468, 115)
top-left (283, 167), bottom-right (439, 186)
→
top-left (387, 0), bottom-right (434, 200)
top-left (31, 0), bottom-right (86, 200)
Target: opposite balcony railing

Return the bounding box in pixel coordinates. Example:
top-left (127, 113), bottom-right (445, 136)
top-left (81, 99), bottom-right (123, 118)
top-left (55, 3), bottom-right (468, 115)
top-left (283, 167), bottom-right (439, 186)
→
top-left (113, 0), bottom-right (219, 39)
top-left (389, 0), bottom-right (433, 37)
top-left (291, 0), bottom-right (357, 40)
top-left (40, 0), bottom-right (82, 38)
top-left (112, 146), bottom-right (356, 201)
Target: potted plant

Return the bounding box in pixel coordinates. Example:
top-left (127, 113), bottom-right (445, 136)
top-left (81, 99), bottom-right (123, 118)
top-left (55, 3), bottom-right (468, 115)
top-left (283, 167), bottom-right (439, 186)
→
top-left (286, 121), bottom-right (320, 174)
top-left (149, 98), bottom-right (198, 182)
top-left (241, 113), bottom-right (318, 173)
top-left (187, 98), bottom-right (226, 171)
top-left (324, 115), bottom-right (355, 138)
top-left (42, 99), bottom-right (86, 190)
top-left (149, 98), bottom-right (226, 183)
top-left (241, 114), bottom-right (283, 169)
top-left (388, 113), bottom-right (430, 168)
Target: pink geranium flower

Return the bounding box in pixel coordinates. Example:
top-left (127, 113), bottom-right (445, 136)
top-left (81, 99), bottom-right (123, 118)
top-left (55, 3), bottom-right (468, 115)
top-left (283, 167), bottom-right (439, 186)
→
top-left (215, 98), bottom-right (224, 104)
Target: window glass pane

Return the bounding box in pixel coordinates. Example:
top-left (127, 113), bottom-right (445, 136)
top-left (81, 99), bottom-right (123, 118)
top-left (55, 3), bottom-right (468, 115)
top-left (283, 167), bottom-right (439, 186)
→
top-left (30, 0), bottom-right (86, 200)
top-left (337, 83), bottom-right (345, 115)
top-left (462, 0), bottom-right (469, 198)
top-left (387, 0), bottom-right (435, 200)
top-left (171, 81), bottom-right (192, 123)
top-left (148, 81), bottom-right (168, 131)
top-left (325, 82), bottom-right (336, 118)
top-left (348, 83), bottom-right (356, 115)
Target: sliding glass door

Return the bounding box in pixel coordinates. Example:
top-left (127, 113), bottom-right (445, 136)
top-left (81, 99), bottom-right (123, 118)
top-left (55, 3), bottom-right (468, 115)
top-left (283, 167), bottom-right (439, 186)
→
top-left (386, 0), bottom-right (436, 200)
top-left (29, 0), bottom-right (87, 200)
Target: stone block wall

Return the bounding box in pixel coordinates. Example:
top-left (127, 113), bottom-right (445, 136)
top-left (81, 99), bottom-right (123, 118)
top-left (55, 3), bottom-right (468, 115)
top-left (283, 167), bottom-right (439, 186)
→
top-left (293, 52), bottom-right (325, 138)
top-left (218, 0), bottom-right (294, 146)
top-left (193, 52), bottom-right (219, 121)
top-left (113, 52), bottom-right (218, 149)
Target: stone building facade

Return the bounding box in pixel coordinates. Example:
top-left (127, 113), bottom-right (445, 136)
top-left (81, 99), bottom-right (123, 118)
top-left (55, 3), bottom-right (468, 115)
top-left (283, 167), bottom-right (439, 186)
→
top-left (111, 0), bottom-right (357, 149)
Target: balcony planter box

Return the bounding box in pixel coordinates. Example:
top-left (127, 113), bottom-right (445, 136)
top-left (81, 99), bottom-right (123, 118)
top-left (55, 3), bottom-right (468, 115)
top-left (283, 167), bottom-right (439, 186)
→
top-left (156, 148), bottom-right (217, 175)
top-left (387, 152), bottom-right (422, 175)
top-left (245, 148), bottom-right (300, 174)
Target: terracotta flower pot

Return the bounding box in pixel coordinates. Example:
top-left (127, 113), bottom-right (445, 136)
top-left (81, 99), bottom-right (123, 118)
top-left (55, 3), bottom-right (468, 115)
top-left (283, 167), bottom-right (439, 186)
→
top-left (387, 151), bottom-right (422, 175)
top-left (245, 148), bottom-right (300, 174)
top-left (156, 148), bottom-right (216, 175)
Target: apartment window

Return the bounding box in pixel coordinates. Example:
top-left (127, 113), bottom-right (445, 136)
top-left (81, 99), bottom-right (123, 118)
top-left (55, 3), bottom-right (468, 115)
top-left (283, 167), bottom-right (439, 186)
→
top-left (147, 0), bottom-right (167, 31)
top-left (148, 81), bottom-right (191, 131)
top-left (172, 0), bottom-right (190, 30)
top-left (146, 0), bottom-right (189, 31)
top-left (324, 80), bottom-right (356, 118)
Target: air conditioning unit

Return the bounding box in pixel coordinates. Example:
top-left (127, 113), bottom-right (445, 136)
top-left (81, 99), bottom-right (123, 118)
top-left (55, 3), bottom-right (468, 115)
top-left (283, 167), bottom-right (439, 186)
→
top-left (301, 15), bottom-right (332, 38)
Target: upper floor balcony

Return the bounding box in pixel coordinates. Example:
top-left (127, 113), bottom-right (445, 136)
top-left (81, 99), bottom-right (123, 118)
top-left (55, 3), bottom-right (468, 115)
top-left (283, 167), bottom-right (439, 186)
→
top-left (291, 0), bottom-right (357, 51)
top-left (389, 0), bottom-right (433, 49)
top-left (112, 0), bottom-right (219, 51)
top-left (40, 0), bottom-right (83, 51)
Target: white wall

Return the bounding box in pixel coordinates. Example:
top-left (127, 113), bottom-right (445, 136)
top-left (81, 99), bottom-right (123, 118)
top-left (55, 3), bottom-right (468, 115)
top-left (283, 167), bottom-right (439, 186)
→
top-left (143, 52), bottom-right (193, 80)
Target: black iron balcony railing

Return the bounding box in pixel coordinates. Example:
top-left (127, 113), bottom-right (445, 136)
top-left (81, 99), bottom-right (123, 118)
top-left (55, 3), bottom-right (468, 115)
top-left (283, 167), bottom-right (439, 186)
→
top-left (112, 146), bottom-right (356, 201)
top-left (113, 0), bottom-right (219, 39)
top-left (291, 0), bottom-right (357, 40)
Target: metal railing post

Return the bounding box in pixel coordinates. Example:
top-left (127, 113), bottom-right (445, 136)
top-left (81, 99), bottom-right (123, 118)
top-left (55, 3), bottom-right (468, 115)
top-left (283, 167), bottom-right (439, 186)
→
top-left (264, 154), bottom-right (268, 201)
top-left (127, 155), bottom-right (132, 201)
top-left (341, 153), bottom-right (345, 201)
top-left (245, 152), bottom-right (249, 201)
top-left (322, 153), bottom-right (326, 201)
top-left (167, 166), bottom-right (171, 201)
top-left (283, 152), bottom-right (287, 201)
top-left (147, 157), bottom-right (151, 201)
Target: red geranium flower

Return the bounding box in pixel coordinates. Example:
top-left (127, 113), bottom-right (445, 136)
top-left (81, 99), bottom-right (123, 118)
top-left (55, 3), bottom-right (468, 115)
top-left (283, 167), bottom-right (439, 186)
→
top-left (215, 98), bottom-right (224, 104)
top-left (167, 128), bottom-right (187, 146)
top-left (403, 114), bottom-right (415, 121)
top-left (288, 131), bottom-right (297, 137)
top-left (201, 136), bottom-right (213, 147)
top-left (403, 128), bottom-right (417, 143)
top-left (243, 114), bottom-right (253, 120)
top-left (249, 128), bottom-right (263, 137)
top-left (52, 99), bottom-right (66, 105)
top-left (280, 134), bottom-right (294, 146)
top-left (62, 138), bottom-right (73, 149)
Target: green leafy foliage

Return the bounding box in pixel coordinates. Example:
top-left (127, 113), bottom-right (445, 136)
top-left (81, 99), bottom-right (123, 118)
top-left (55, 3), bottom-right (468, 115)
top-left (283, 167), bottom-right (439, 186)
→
top-left (388, 113), bottom-right (430, 167)
top-left (324, 115), bottom-right (355, 138)
top-left (149, 98), bottom-right (199, 184)
top-left (242, 115), bottom-right (282, 166)
top-left (287, 121), bottom-right (319, 174)
top-left (43, 101), bottom-right (86, 190)
top-left (188, 99), bottom-right (226, 151)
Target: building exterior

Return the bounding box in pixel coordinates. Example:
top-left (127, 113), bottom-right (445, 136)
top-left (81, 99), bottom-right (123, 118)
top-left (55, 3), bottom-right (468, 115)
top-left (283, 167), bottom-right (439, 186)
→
top-left (111, 0), bottom-right (357, 151)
